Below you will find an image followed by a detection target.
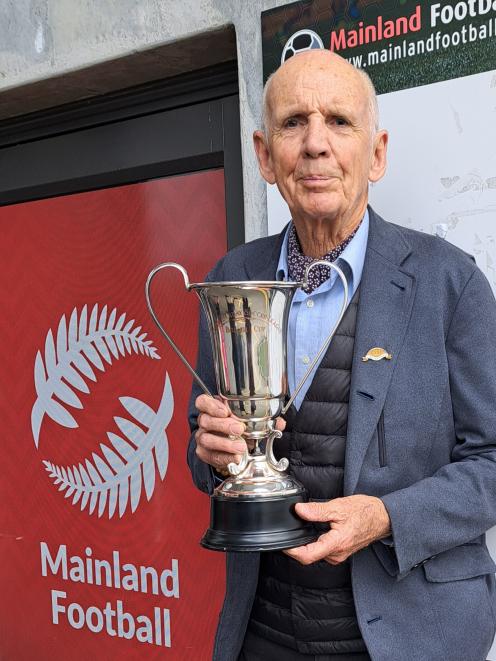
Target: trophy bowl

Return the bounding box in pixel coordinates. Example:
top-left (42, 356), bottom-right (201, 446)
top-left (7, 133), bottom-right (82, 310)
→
top-left (145, 261), bottom-right (347, 552)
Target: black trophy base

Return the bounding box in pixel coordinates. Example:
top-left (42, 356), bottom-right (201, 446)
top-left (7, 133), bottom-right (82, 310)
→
top-left (201, 492), bottom-right (318, 552)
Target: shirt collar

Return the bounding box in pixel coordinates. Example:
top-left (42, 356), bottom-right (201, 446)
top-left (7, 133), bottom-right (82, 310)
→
top-left (277, 208), bottom-right (369, 296)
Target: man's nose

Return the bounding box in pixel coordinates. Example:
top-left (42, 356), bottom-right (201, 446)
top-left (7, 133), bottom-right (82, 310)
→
top-left (303, 118), bottom-right (330, 158)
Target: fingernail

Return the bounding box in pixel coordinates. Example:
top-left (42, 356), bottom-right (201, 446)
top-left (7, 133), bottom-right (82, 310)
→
top-left (229, 423), bottom-right (245, 435)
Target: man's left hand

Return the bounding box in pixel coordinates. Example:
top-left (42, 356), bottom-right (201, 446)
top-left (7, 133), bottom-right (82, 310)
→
top-left (285, 495), bottom-right (391, 565)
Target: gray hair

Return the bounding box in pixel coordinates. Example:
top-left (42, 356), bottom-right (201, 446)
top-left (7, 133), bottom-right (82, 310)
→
top-left (261, 61), bottom-right (379, 135)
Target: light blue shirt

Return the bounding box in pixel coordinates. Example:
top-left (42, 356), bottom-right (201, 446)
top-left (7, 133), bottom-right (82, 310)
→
top-left (277, 210), bottom-right (369, 409)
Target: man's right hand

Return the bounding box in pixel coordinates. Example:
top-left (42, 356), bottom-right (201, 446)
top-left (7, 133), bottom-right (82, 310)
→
top-left (194, 394), bottom-right (247, 473)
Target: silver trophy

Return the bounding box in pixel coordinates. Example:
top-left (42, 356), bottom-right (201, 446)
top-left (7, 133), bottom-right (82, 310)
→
top-left (145, 261), bottom-right (348, 552)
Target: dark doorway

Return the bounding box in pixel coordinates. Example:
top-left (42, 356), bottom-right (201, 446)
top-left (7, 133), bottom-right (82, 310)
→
top-left (0, 61), bottom-right (244, 248)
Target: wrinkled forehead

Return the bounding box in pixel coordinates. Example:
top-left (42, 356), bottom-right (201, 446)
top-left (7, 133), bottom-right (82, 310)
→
top-left (266, 61), bottom-right (369, 124)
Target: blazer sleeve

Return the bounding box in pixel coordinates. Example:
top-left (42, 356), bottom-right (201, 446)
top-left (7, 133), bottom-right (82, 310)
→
top-left (380, 266), bottom-right (496, 577)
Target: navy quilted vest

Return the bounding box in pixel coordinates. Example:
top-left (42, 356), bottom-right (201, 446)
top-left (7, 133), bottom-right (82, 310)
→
top-left (248, 289), bottom-right (367, 655)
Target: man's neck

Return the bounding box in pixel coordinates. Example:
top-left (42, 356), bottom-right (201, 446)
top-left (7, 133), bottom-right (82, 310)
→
top-left (293, 205), bottom-right (367, 258)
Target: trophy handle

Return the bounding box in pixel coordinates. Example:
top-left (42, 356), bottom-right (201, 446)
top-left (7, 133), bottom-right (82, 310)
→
top-left (281, 261), bottom-right (349, 415)
top-left (145, 262), bottom-right (213, 397)
top-left (227, 451), bottom-right (250, 476)
top-left (145, 262), bottom-right (250, 475)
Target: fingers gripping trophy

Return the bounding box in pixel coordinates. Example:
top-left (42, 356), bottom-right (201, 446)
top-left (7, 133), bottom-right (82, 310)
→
top-left (145, 261), bottom-right (348, 552)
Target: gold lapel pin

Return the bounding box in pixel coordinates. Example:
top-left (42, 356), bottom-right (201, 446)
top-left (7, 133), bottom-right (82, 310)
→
top-left (362, 347), bottom-right (392, 362)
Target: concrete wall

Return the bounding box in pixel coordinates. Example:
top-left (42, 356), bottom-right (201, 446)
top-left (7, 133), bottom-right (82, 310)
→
top-left (0, 0), bottom-right (297, 240)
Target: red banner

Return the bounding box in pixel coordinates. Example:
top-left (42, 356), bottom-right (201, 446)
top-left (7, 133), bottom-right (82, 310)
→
top-left (0, 170), bottom-right (228, 659)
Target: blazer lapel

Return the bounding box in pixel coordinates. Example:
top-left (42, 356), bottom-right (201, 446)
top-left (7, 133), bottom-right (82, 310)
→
top-left (245, 225), bottom-right (287, 280)
top-left (344, 210), bottom-right (417, 495)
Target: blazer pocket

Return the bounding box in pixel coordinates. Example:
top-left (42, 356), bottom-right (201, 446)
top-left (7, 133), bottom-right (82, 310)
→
top-left (423, 543), bottom-right (496, 582)
top-left (377, 410), bottom-right (387, 467)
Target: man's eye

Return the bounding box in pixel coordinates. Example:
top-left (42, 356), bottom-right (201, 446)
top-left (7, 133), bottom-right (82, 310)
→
top-left (284, 117), bottom-right (300, 128)
top-left (333, 116), bottom-right (349, 126)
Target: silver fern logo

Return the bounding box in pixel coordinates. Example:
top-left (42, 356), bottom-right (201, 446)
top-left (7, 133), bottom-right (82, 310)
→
top-left (31, 304), bottom-right (173, 518)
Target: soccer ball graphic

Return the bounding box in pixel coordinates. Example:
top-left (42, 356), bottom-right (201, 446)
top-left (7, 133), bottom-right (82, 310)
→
top-left (281, 29), bottom-right (324, 65)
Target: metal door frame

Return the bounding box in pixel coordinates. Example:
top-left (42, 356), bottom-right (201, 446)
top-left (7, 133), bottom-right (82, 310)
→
top-left (0, 61), bottom-right (244, 249)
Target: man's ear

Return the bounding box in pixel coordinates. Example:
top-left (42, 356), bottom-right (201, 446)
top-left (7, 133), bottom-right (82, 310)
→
top-left (368, 130), bottom-right (388, 183)
top-left (253, 130), bottom-right (276, 185)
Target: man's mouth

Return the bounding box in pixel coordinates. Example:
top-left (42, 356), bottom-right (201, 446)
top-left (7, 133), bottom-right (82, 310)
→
top-left (299, 175), bottom-right (336, 188)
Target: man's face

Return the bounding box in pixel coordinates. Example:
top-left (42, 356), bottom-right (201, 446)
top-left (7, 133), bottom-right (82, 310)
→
top-left (254, 52), bottom-right (387, 229)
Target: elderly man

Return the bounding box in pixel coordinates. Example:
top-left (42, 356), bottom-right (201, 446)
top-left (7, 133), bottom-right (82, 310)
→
top-left (188, 50), bottom-right (496, 660)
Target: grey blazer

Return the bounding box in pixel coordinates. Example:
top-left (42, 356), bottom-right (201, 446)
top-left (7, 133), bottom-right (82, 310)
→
top-left (188, 208), bottom-right (496, 661)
